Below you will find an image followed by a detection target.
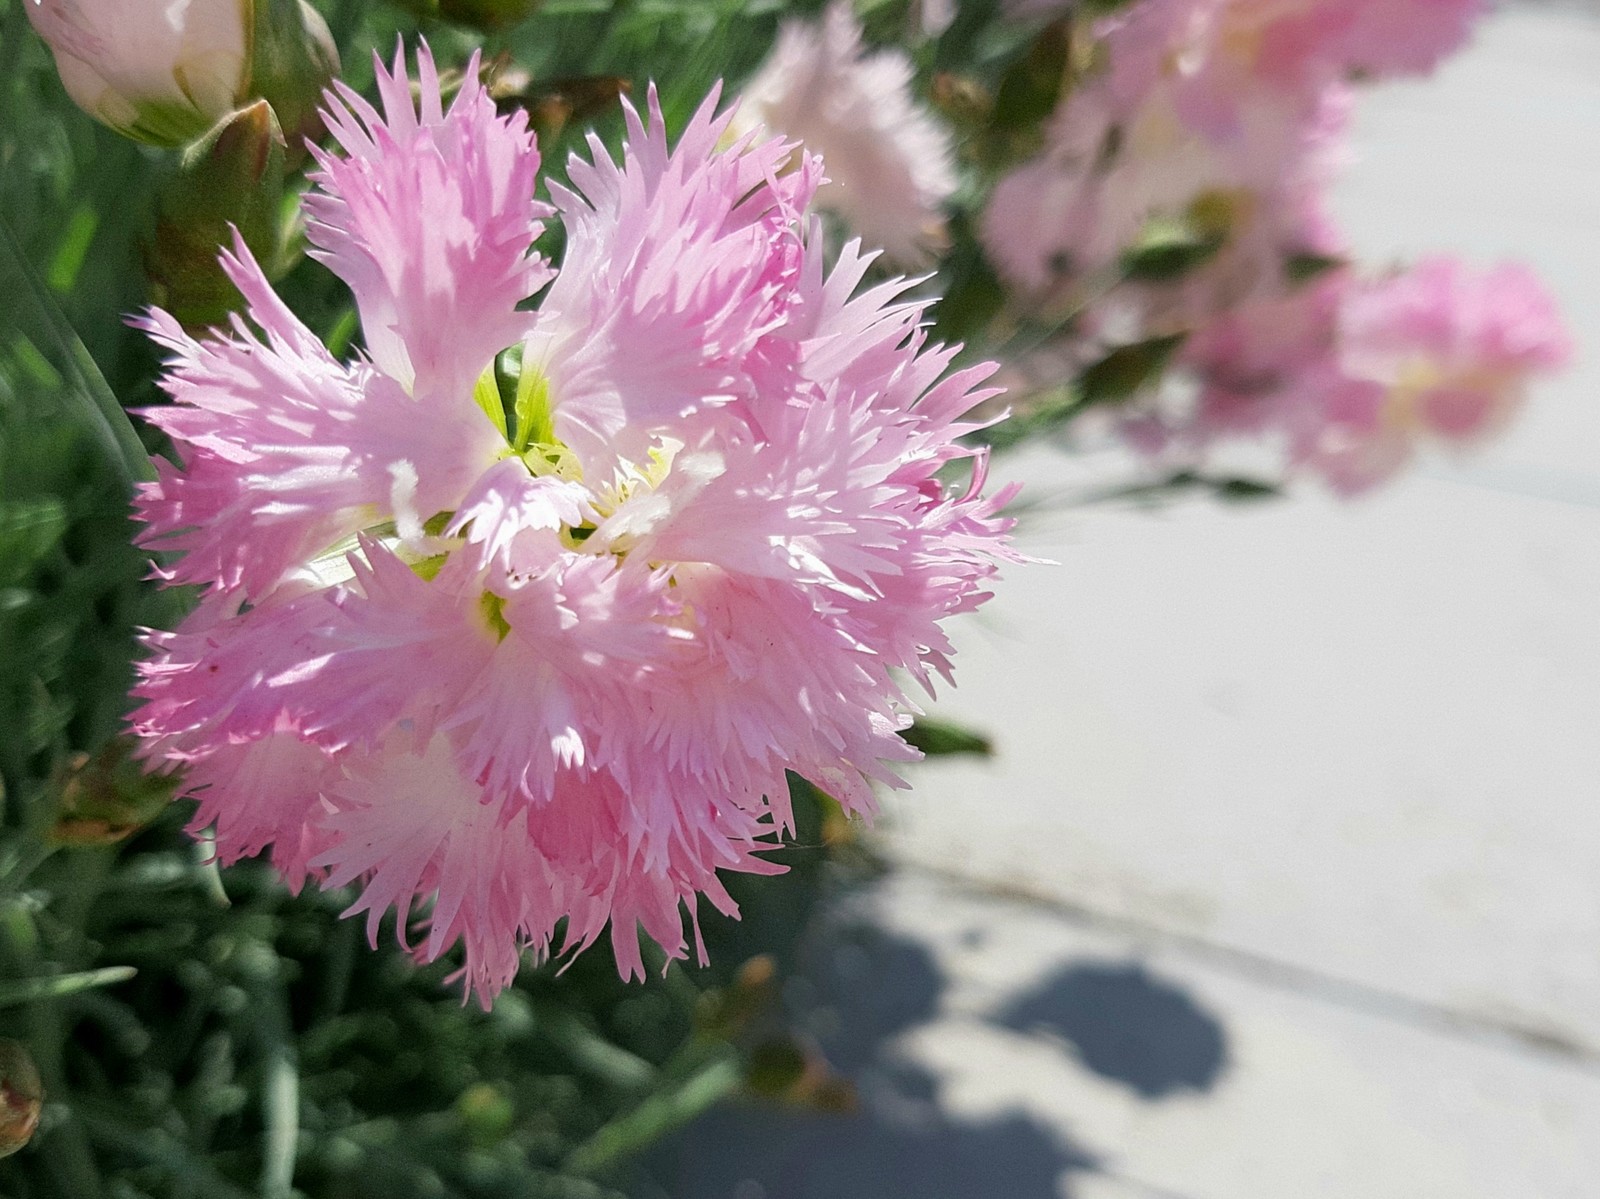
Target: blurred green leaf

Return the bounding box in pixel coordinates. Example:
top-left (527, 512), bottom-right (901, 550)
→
top-left (990, 17), bottom-right (1073, 134)
top-left (1121, 222), bottom-right (1225, 282)
top-left (743, 1035), bottom-right (806, 1096)
top-left (0, 499), bottom-right (68, 589)
top-left (1286, 251), bottom-right (1346, 283)
top-left (0, 215), bottom-right (154, 489)
top-left (1079, 333), bottom-right (1186, 406)
top-left (46, 204), bottom-right (99, 294)
top-left (563, 1055), bottom-right (740, 1177)
top-left (903, 716), bottom-right (994, 758)
top-left (1079, 469), bottom-right (1285, 507)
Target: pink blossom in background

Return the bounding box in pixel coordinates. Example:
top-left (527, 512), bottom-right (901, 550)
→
top-left (980, 0), bottom-right (1563, 494)
top-left (131, 47), bottom-right (1018, 1005)
top-left (1296, 258), bottom-right (1572, 492)
top-left (1005, 0), bottom-right (1483, 87)
top-left (738, 0), bottom-right (958, 266)
top-left (1137, 258), bottom-right (1570, 492)
top-left (982, 0), bottom-right (1484, 310)
top-left (1179, 273), bottom-right (1345, 437)
top-left (1311, 0), bottom-right (1485, 78)
top-left (980, 0), bottom-right (1354, 311)
top-left (980, 89), bottom-right (1150, 294)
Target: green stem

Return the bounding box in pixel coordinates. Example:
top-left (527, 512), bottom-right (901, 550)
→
top-left (563, 1047), bottom-right (741, 1177)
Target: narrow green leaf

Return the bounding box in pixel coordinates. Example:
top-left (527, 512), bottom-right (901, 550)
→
top-left (0, 498), bottom-right (69, 588)
top-left (0, 213), bottom-right (154, 488)
top-left (323, 305), bottom-right (360, 357)
top-left (903, 716), bottom-right (994, 758)
top-left (1079, 333), bottom-right (1186, 406)
top-left (1121, 224), bottom-right (1225, 281)
top-left (1286, 251), bottom-right (1346, 284)
top-left (258, 1025), bottom-right (299, 1199)
top-left (0, 965), bottom-right (137, 1008)
top-left (1214, 475), bottom-right (1281, 502)
top-left (47, 204), bottom-right (99, 294)
top-left (1077, 469), bottom-right (1283, 506)
top-left (539, 1005), bottom-right (657, 1091)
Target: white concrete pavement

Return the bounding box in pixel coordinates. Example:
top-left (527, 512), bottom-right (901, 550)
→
top-left (878, 871), bottom-right (1600, 1199)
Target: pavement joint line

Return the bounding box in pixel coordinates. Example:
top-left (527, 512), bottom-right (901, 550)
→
top-left (889, 857), bottom-right (1600, 1078)
top-left (1096, 1168), bottom-right (1203, 1199)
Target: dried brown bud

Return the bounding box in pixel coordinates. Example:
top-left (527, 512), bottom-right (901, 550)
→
top-left (0, 1040), bottom-right (43, 1159)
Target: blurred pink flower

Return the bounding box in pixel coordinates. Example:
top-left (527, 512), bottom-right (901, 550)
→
top-left (1010, 0), bottom-right (1483, 92)
top-left (1265, 0), bottom-right (1485, 79)
top-left (984, 0), bottom-right (1557, 497)
top-left (982, 0), bottom-right (1481, 308)
top-left (738, 0), bottom-right (958, 265)
top-left (1146, 258), bottom-right (1569, 492)
top-left (1298, 258), bottom-right (1572, 491)
top-left (131, 47), bottom-right (1017, 1004)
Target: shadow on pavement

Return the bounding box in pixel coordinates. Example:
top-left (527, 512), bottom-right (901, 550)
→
top-left (641, 901), bottom-right (1095, 1199)
top-left (642, 884), bottom-right (1228, 1197)
top-left (995, 960), bottom-right (1229, 1099)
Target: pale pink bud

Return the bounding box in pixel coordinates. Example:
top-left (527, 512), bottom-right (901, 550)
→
top-left (24, 0), bottom-right (251, 146)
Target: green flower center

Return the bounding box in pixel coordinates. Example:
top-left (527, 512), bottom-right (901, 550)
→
top-left (474, 347), bottom-right (582, 482)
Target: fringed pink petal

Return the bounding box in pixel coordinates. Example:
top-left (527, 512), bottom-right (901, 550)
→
top-left (304, 44), bottom-right (553, 406)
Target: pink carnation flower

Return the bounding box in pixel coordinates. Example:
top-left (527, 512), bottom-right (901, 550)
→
top-left (982, 0), bottom-right (1483, 307)
top-left (1137, 257), bottom-right (1569, 492)
top-left (1012, 0), bottom-right (1483, 93)
top-left (737, 0), bottom-right (958, 266)
top-left (1297, 257), bottom-right (1572, 491)
top-left (132, 47), bottom-right (1018, 1004)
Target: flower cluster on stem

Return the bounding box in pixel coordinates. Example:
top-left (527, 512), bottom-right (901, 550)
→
top-left (983, 0), bottom-right (1568, 490)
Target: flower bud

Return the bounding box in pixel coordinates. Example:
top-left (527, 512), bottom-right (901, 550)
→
top-left (249, 0), bottom-right (340, 156)
top-left (24, 0), bottom-right (252, 148)
top-left (144, 98), bottom-right (291, 328)
top-left (0, 1040), bottom-right (42, 1159)
top-left (48, 738), bottom-right (178, 848)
